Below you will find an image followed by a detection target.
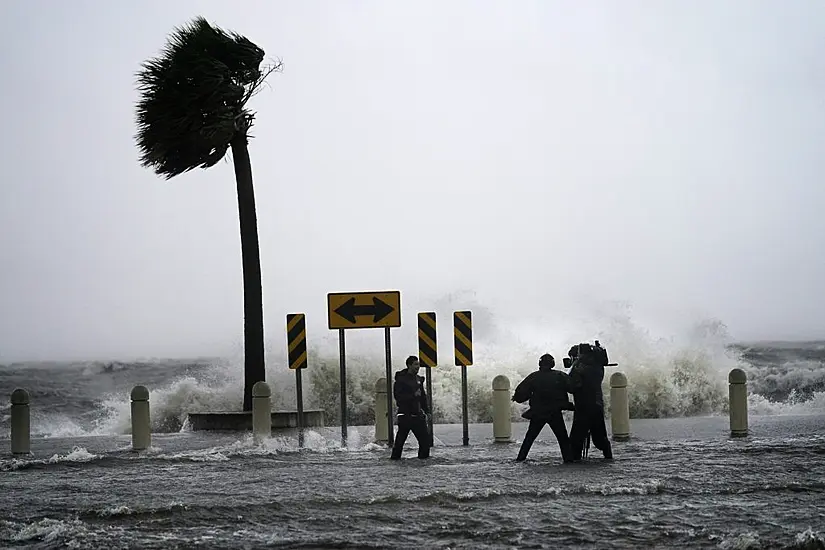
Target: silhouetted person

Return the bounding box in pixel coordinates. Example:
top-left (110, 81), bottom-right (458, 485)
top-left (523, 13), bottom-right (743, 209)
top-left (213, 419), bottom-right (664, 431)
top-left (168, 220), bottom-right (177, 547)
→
top-left (568, 343), bottom-right (613, 460)
top-left (512, 354), bottom-right (575, 462)
top-left (390, 355), bottom-right (431, 460)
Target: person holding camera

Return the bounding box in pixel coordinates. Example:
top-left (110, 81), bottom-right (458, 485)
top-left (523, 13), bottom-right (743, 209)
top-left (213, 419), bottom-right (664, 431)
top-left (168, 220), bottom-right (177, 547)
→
top-left (512, 353), bottom-right (576, 462)
top-left (567, 342), bottom-right (613, 460)
top-left (390, 355), bottom-right (431, 460)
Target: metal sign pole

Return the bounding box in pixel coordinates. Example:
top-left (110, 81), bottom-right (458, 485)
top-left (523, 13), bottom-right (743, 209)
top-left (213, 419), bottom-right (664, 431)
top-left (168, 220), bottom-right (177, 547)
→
top-left (461, 365), bottom-right (469, 446)
top-left (339, 328), bottom-right (347, 446)
top-left (425, 365), bottom-right (434, 446)
top-left (296, 367), bottom-right (304, 448)
top-left (384, 327), bottom-right (394, 446)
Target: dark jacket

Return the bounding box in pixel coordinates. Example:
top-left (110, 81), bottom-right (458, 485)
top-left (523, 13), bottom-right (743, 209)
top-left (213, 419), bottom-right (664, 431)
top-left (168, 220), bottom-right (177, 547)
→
top-left (568, 359), bottom-right (605, 408)
top-left (512, 368), bottom-right (574, 420)
top-left (393, 369), bottom-right (428, 415)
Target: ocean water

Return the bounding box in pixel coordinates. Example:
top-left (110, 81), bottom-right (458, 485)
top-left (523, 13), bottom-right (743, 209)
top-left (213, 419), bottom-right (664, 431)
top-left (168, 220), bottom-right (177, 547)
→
top-left (2, 336), bottom-right (825, 548)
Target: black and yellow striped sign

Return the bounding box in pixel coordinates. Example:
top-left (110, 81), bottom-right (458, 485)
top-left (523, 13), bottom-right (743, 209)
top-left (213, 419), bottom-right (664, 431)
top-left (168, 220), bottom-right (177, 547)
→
top-left (453, 311), bottom-right (473, 366)
top-left (417, 312), bottom-right (437, 368)
top-left (287, 313), bottom-right (308, 369)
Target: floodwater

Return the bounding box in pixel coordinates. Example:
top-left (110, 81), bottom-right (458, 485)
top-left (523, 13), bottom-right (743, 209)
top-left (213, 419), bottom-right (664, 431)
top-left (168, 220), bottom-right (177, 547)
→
top-left (2, 415), bottom-right (824, 549)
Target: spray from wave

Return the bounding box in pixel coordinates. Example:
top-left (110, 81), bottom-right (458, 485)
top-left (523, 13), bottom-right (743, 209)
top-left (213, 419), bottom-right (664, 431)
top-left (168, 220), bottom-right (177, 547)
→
top-left (2, 297), bottom-right (823, 437)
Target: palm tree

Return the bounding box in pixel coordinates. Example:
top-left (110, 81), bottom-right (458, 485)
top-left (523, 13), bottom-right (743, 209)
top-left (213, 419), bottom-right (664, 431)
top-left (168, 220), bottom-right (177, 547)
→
top-left (135, 17), bottom-right (281, 411)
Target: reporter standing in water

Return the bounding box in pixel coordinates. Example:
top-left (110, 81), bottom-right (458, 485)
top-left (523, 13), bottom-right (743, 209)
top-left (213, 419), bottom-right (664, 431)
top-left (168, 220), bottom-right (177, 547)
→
top-left (390, 356), bottom-right (431, 460)
top-left (512, 354), bottom-right (575, 462)
top-left (567, 342), bottom-right (613, 460)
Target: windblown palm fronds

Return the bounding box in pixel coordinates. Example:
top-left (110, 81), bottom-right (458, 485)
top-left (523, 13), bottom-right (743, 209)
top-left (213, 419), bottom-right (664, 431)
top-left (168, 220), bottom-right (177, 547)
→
top-left (135, 16), bottom-right (279, 178)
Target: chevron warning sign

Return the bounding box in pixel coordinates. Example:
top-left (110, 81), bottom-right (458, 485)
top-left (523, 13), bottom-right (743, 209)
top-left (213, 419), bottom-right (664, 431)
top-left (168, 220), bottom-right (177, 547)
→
top-left (453, 311), bottom-right (473, 366)
top-left (418, 312), bottom-right (437, 368)
top-left (287, 313), bottom-right (308, 369)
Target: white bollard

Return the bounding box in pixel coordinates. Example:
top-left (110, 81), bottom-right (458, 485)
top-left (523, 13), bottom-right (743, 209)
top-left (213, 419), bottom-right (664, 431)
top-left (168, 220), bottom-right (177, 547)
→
top-left (252, 381), bottom-right (272, 443)
top-left (130, 386), bottom-right (151, 451)
top-left (610, 372), bottom-right (630, 441)
top-left (492, 375), bottom-right (512, 443)
top-left (11, 388), bottom-right (31, 456)
top-left (374, 378), bottom-right (388, 443)
top-left (729, 368), bottom-right (748, 437)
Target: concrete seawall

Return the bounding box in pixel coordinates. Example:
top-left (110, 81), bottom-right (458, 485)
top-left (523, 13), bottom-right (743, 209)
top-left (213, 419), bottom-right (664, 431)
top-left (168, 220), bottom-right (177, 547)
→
top-left (187, 410), bottom-right (325, 432)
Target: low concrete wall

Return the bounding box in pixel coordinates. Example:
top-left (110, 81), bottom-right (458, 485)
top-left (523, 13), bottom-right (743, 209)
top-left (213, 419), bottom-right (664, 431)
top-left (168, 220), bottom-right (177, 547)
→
top-left (187, 410), bottom-right (325, 432)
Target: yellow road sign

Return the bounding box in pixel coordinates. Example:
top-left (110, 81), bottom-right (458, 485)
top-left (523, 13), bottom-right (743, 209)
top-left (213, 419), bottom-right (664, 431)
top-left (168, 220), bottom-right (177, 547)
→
top-left (287, 313), bottom-right (308, 369)
top-left (454, 310), bottom-right (473, 366)
top-left (327, 291), bottom-right (401, 330)
top-left (418, 312), bottom-right (437, 368)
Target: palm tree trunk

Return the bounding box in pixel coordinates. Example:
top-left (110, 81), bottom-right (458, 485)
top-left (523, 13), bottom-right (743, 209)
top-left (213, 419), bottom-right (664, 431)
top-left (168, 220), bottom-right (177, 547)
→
top-left (231, 133), bottom-right (266, 412)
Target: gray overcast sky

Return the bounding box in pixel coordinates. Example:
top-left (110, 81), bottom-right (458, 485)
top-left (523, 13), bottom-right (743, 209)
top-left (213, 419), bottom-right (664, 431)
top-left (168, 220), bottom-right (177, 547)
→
top-left (1, 1), bottom-right (824, 362)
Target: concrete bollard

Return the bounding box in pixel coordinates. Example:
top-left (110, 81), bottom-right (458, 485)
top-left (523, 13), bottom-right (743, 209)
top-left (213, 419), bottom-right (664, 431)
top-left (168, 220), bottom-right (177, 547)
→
top-left (130, 386), bottom-right (151, 451)
top-left (610, 372), bottom-right (630, 441)
top-left (252, 381), bottom-right (272, 443)
top-left (11, 388), bottom-right (31, 456)
top-left (374, 378), bottom-right (388, 443)
top-left (492, 375), bottom-right (512, 443)
top-left (729, 368), bottom-right (748, 437)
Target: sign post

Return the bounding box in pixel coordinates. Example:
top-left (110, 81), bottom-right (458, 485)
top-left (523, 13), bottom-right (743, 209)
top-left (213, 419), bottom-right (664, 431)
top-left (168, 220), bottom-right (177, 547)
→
top-left (383, 327), bottom-right (394, 446)
top-left (286, 313), bottom-right (308, 447)
top-left (453, 310), bottom-right (473, 446)
top-left (418, 312), bottom-right (437, 445)
top-left (328, 291), bottom-right (401, 447)
top-left (339, 328), bottom-right (346, 445)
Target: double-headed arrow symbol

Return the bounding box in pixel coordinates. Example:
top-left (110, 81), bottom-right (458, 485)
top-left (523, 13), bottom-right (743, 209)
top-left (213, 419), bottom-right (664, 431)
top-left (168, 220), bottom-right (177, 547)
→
top-left (334, 296), bottom-right (395, 324)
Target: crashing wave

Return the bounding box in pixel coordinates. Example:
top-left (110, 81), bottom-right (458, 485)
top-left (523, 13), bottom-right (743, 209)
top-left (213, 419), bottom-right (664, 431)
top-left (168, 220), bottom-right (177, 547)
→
top-left (1, 302), bottom-right (823, 437)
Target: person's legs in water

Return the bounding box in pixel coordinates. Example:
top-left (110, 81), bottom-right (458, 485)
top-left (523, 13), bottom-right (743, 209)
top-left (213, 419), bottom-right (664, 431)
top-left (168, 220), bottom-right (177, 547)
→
top-left (409, 415), bottom-right (431, 459)
top-left (548, 411), bottom-right (574, 462)
top-left (568, 408), bottom-right (590, 461)
top-left (588, 407), bottom-right (613, 459)
top-left (516, 418), bottom-right (547, 461)
top-left (390, 415), bottom-right (412, 459)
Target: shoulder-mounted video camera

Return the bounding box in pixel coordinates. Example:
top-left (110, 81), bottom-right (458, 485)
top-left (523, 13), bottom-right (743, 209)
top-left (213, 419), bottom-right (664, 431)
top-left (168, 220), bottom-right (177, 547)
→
top-left (563, 340), bottom-right (616, 368)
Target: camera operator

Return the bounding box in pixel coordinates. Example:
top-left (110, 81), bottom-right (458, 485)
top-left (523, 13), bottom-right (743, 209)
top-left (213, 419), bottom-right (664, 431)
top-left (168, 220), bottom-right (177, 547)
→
top-left (567, 341), bottom-right (613, 460)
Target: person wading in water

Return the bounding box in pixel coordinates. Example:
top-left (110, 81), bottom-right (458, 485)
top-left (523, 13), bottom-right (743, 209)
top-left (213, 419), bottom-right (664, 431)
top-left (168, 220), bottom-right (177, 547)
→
top-left (390, 356), bottom-right (431, 460)
top-left (512, 353), bottom-right (575, 463)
